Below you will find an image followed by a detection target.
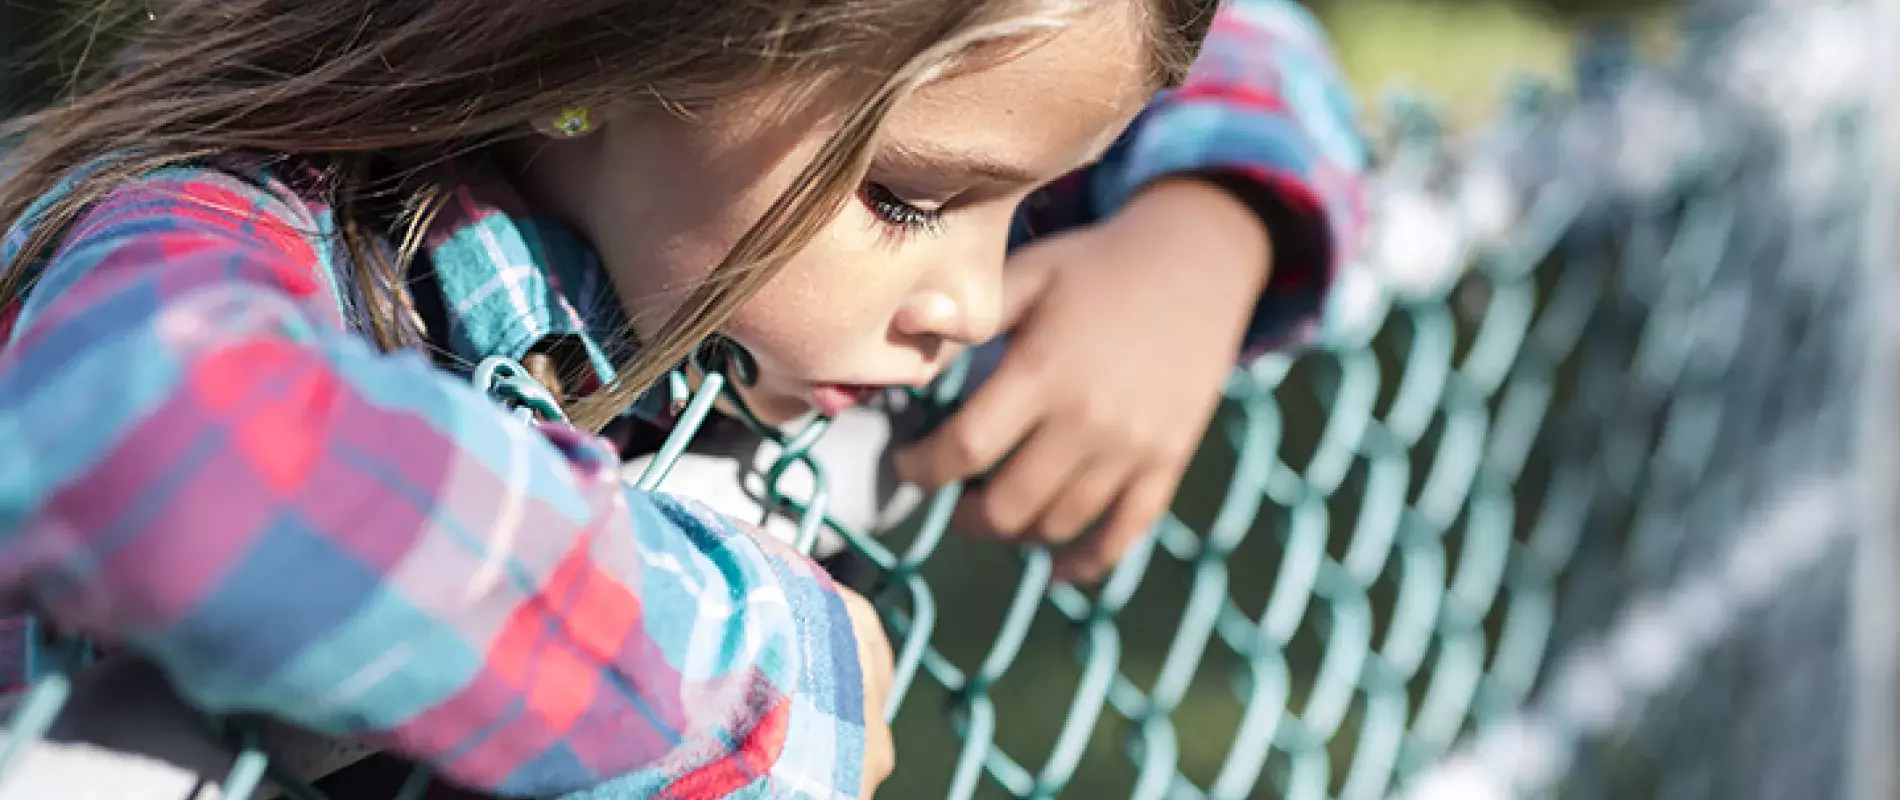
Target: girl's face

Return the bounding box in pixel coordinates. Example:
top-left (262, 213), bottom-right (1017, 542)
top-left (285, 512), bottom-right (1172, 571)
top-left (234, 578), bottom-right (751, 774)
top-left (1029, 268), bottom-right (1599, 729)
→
top-left (520, 4), bottom-right (1153, 423)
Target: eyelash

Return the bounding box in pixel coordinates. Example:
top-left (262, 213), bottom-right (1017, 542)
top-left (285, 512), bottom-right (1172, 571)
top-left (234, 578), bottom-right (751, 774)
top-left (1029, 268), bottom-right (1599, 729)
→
top-left (862, 183), bottom-right (946, 239)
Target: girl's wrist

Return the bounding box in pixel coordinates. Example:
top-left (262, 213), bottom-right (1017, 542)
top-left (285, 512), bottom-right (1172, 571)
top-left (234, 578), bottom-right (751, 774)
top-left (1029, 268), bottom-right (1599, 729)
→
top-left (1112, 175), bottom-right (1275, 295)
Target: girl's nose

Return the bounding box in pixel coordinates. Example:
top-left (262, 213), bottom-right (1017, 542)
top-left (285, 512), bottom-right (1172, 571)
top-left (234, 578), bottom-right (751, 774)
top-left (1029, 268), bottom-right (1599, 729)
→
top-left (894, 277), bottom-right (1001, 347)
top-left (894, 217), bottom-right (1009, 348)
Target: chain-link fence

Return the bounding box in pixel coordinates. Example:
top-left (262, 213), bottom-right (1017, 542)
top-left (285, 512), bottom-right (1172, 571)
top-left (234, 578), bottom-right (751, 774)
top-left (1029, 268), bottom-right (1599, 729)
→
top-left (1408, 3), bottom-right (1885, 796)
top-left (0, 0), bottom-right (1892, 798)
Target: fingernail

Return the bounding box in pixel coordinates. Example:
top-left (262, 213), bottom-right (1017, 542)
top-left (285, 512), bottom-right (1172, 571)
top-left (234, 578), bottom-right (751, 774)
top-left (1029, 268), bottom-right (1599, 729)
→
top-left (1058, 560), bottom-right (1104, 586)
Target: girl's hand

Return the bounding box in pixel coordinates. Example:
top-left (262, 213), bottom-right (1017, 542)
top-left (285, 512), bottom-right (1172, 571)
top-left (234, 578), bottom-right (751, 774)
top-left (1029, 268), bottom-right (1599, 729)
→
top-left (841, 588), bottom-right (896, 797)
top-left (896, 177), bottom-right (1273, 583)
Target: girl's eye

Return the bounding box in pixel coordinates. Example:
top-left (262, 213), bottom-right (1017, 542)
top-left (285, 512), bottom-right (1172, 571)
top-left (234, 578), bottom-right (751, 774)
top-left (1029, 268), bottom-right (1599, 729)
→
top-left (862, 182), bottom-right (946, 239)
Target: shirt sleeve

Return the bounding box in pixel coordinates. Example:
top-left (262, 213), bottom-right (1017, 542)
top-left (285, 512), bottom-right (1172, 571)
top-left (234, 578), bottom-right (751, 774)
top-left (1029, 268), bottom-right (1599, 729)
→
top-left (1087, 0), bottom-right (1371, 359)
top-left (0, 167), bottom-right (870, 799)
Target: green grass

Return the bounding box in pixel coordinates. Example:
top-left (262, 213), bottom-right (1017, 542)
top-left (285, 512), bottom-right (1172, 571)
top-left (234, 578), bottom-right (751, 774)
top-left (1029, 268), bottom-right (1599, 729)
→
top-left (1312, 0), bottom-right (1679, 126)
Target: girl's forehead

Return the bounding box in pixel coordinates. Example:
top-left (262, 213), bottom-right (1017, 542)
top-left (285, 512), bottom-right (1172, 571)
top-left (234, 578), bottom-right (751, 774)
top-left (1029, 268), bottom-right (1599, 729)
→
top-left (934, 2), bottom-right (1155, 105)
top-left (884, 6), bottom-right (1153, 183)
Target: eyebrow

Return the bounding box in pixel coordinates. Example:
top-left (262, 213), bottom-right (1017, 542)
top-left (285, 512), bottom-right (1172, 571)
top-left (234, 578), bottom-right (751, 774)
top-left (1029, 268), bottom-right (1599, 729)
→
top-left (876, 139), bottom-right (1046, 186)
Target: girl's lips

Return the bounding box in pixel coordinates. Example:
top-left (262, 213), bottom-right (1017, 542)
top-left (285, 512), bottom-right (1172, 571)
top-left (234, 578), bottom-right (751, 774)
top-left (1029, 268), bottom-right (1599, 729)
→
top-left (810, 384), bottom-right (879, 416)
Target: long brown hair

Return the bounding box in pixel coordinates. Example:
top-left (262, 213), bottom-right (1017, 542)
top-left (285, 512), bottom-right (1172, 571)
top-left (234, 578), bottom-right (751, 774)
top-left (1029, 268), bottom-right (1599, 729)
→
top-left (0, 0), bottom-right (1216, 432)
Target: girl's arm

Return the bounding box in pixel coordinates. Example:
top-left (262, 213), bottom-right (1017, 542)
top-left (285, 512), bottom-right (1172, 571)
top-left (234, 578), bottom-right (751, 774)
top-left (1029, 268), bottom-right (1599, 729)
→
top-left (1084, 0), bottom-right (1370, 358)
top-left (0, 167), bottom-right (873, 799)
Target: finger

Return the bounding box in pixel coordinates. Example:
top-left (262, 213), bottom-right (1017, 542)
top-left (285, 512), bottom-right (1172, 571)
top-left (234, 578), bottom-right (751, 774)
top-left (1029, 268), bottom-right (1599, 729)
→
top-left (1032, 456), bottom-right (1137, 546)
top-left (839, 590), bottom-right (894, 693)
top-left (840, 590), bottom-right (896, 797)
top-left (861, 718), bottom-right (895, 797)
top-left (895, 363), bottom-right (1042, 488)
top-left (949, 422), bottom-right (1091, 540)
top-left (1000, 244), bottom-right (1058, 328)
top-left (1054, 469), bottom-right (1178, 585)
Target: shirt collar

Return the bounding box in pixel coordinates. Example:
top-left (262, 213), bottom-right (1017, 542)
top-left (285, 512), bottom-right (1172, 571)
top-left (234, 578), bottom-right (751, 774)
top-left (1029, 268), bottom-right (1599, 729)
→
top-left (420, 165), bottom-right (674, 423)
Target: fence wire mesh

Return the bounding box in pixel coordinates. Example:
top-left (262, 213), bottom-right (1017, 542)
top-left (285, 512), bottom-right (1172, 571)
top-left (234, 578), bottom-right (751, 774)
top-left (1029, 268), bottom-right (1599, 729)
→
top-left (0, 0), bottom-right (1885, 798)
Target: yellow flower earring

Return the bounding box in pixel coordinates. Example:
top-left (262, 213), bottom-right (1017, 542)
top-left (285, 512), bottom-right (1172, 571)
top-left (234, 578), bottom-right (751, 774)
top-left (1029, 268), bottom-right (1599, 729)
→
top-left (552, 106), bottom-right (592, 137)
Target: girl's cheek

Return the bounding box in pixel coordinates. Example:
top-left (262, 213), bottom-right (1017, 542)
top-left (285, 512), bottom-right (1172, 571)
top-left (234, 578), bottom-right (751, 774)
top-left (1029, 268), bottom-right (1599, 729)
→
top-left (725, 285), bottom-right (880, 370)
top-left (738, 230), bottom-right (913, 355)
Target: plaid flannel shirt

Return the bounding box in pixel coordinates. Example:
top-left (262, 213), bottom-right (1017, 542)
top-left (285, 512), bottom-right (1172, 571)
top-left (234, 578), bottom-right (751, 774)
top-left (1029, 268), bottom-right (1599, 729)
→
top-left (0, 1), bottom-right (1366, 797)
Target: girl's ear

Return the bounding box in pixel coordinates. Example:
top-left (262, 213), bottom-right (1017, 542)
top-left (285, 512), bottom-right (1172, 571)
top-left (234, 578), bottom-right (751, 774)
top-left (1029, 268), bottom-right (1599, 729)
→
top-left (532, 106), bottom-right (596, 140)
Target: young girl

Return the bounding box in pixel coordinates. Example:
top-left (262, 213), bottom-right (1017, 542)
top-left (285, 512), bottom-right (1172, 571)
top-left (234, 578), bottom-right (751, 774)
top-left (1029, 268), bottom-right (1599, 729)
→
top-left (0, 0), bottom-right (1363, 798)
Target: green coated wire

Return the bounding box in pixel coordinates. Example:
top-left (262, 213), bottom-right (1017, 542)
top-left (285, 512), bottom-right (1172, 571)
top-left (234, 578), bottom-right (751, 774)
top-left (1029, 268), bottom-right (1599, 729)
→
top-left (0, 668), bottom-right (68, 785)
top-left (220, 723), bottom-right (270, 800)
